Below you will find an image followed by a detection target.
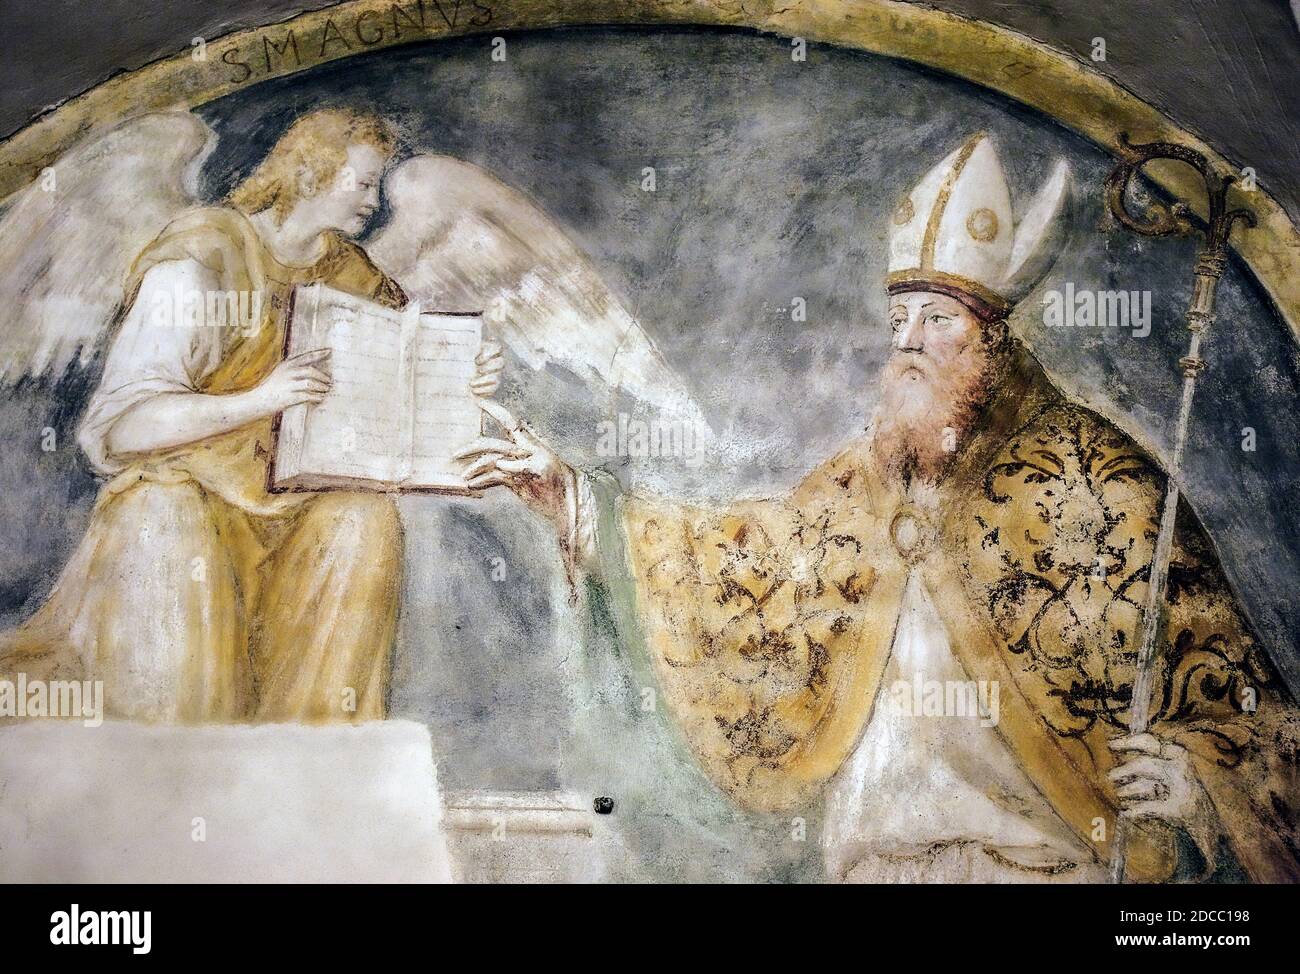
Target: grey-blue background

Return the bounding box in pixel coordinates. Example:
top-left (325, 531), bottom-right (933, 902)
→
top-left (1, 27), bottom-right (1296, 880)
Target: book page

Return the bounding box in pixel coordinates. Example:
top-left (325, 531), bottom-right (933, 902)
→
top-left (407, 312), bottom-right (483, 490)
top-left (275, 284), bottom-right (408, 488)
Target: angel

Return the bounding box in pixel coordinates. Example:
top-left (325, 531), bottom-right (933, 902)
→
top-left (0, 108), bottom-right (695, 724)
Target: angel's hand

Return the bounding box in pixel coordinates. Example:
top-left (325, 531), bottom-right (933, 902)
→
top-left (470, 340), bottom-right (504, 398)
top-left (453, 399), bottom-right (572, 525)
top-left (252, 348), bottom-right (332, 415)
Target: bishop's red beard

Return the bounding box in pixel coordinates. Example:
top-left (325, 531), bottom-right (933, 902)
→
top-left (871, 339), bottom-right (1002, 488)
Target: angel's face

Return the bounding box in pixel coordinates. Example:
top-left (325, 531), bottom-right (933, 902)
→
top-left (311, 143), bottom-right (388, 238)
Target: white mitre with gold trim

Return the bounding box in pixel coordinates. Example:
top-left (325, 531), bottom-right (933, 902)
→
top-left (888, 133), bottom-right (1071, 320)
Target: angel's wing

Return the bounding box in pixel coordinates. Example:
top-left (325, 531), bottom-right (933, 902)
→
top-left (368, 155), bottom-right (705, 427)
top-left (0, 112), bottom-right (214, 384)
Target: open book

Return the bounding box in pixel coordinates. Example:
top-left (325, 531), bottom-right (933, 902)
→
top-left (271, 284), bottom-right (484, 494)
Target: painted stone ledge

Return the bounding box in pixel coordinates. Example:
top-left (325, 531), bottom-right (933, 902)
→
top-left (0, 719), bottom-right (453, 883)
top-left (442, 790), bottom-right (609, 883)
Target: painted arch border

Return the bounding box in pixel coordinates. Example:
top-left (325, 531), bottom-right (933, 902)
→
top-left (2, 0), bottom-right (1298, 340)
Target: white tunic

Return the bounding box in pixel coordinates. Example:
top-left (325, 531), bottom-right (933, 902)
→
top-left (822, 570), bottom-right (1105, 883)
top-left (78, 259), bottom-right (226, 476)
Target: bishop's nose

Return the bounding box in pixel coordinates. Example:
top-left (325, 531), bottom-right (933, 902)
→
top-left (894, 315), bottom-right (925, 352)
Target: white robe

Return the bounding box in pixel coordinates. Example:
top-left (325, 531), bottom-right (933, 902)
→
top-left (822, 571), bottom-right (1106, 883)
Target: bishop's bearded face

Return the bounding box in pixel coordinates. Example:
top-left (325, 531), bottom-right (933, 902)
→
top-left (872, 290), bottom-right (1005, 487)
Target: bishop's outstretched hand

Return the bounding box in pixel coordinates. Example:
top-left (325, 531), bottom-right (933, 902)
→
top-left (453, 399), bottom-right (573, 528)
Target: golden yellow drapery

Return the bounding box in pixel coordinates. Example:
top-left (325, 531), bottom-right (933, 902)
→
top-left (1, 206), bottom-right (408, 723)
top-left (616, 348), bottom-right (1300, 882)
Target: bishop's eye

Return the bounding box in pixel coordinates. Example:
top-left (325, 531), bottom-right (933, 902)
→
top-left (927, 314), bottom-right (954, 328)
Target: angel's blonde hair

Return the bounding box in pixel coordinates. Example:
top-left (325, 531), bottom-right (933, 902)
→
top-left (228, 109), bottom-right (397, 221)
